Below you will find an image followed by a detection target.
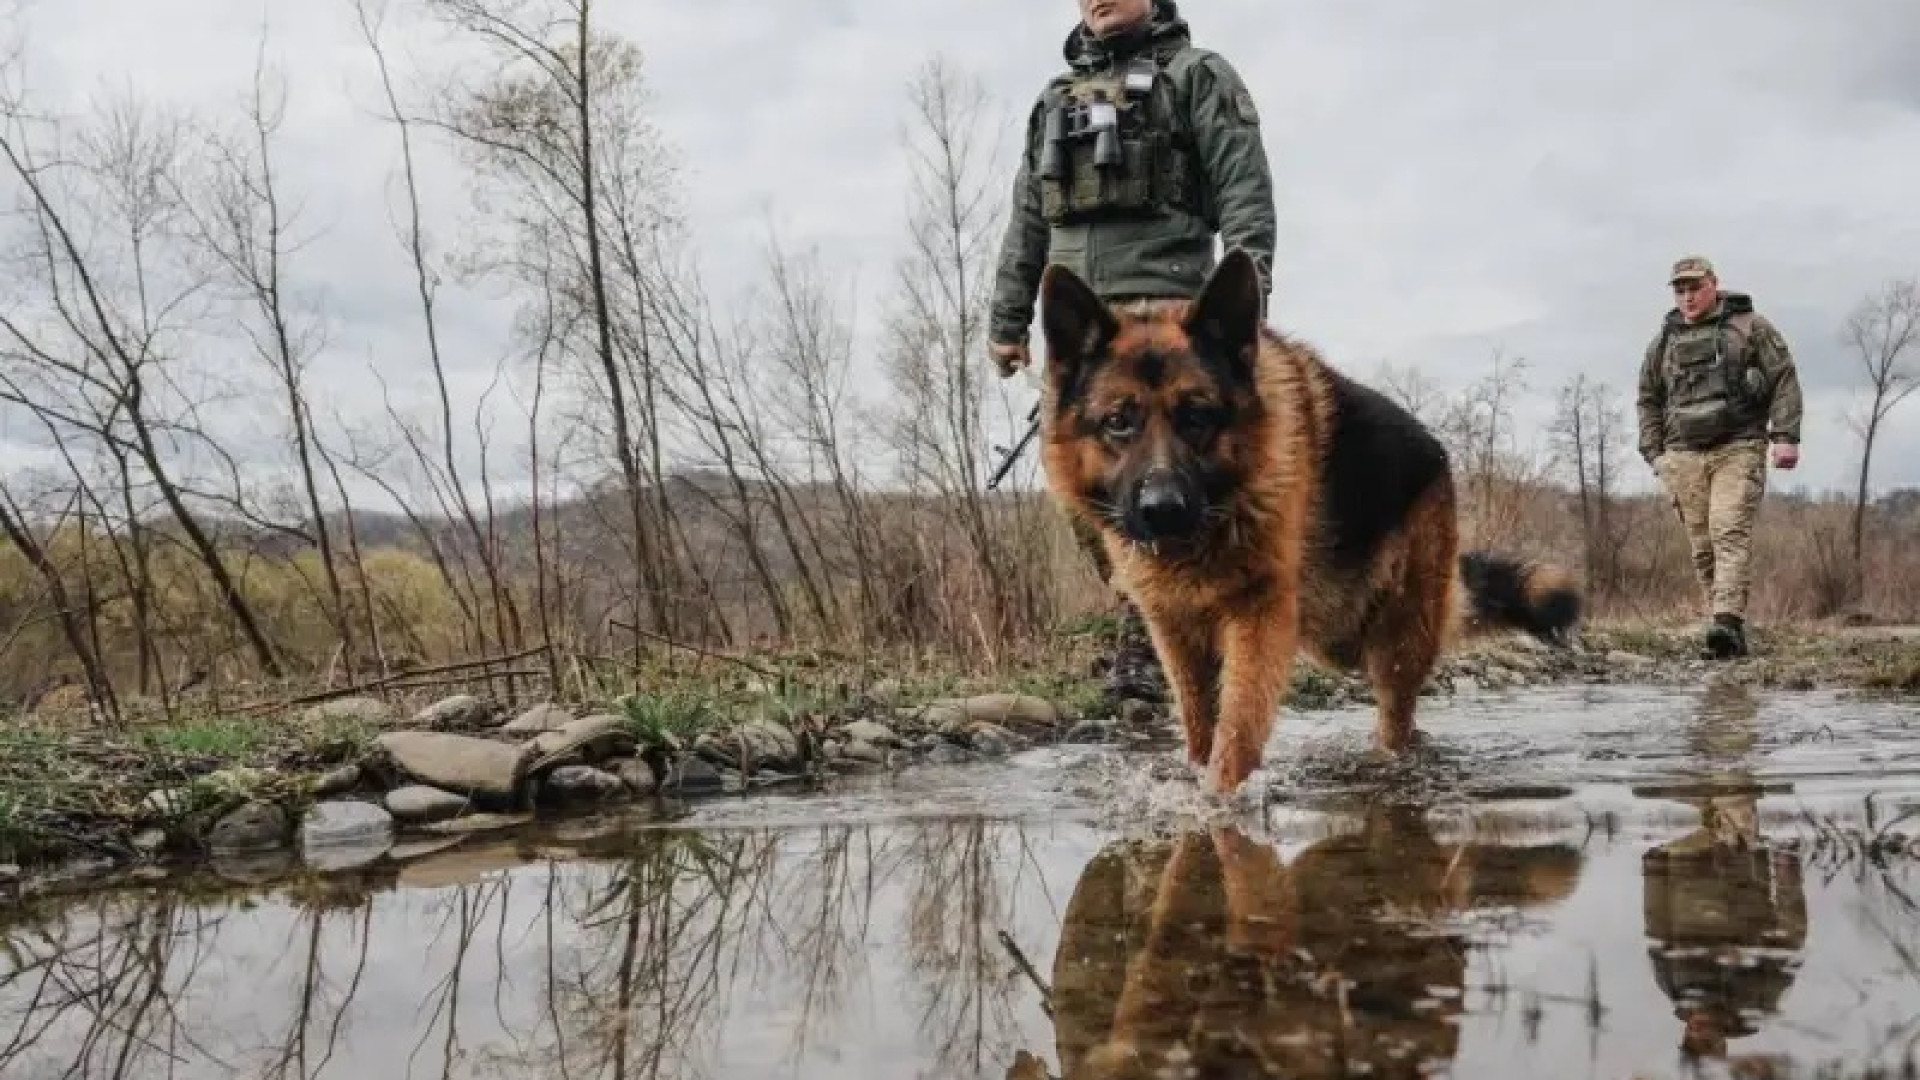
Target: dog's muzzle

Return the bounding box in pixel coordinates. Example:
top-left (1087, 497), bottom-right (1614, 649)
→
top-left (1127, 470), bottom-right (1201, 542)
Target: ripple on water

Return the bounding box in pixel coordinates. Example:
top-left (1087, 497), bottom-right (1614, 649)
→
top-left (3, 686), bottom-right (1919, 1080)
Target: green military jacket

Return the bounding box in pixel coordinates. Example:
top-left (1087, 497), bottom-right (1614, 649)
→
top-left (988, 1), bottom-right (1277, 346)
top-left (1636, 291), bottom-right (1804, 462)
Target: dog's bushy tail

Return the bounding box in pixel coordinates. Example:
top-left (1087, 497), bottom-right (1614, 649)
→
top-left (1454, 550), bottom-right (1583, 648)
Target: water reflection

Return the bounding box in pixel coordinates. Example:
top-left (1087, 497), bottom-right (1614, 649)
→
top-left (1643, 683), bottom-right (1809, 1066)
top-left (4, 686), bottom-right (1920, 1079)
top-left (1034, 809), bottom-right (1580, 1079)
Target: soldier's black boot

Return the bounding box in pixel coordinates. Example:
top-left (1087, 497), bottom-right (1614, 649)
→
top-left (1704, 613), bottom-right (1748, 660)
top-left (1102, 604), bottom-right (1168, 704)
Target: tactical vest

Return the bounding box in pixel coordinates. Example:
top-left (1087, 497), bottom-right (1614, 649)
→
top-left (1660, 310), bottom-right (1768, 449)
top-left (1036, 47), bottom-right (1208, 226)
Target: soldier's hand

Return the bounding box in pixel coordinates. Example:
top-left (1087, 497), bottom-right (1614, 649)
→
top-left (990, 341), bottom-right (1031, 378)
top-left (1771, 442), bottom-right (1800, 470)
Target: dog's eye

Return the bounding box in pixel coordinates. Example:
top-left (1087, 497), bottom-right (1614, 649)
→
top-left (1101, 410), bottom-right (1137, 438)
top-left (1175, 403), bottom-right (1223, 438)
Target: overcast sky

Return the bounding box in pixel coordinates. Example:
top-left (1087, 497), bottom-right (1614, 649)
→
top-left (8, 0), bottom-right (1920, 508)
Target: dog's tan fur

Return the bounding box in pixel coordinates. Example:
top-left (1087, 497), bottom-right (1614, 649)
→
top-left (1038, 249), bottom-right (1580, 794)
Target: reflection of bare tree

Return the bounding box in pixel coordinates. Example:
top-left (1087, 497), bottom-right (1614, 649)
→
top-left (260, 904), bottom-right (375, 1080)
top-left (901, 820), bottom-right (1045, 1077)
top-left (0, 880), bottom-right (386, 1080)
top-left (773, 825), bottom-right (885, 1064)
top-left (3, 817), bottom-right (1051, 1079)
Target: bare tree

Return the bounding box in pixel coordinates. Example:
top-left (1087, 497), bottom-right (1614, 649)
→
top-left (180, 35), bottom-right (358, 675)
top-left (1841, 277), bottom-right (1920, 602)
top-left (418, 0), bottom-right (679, 636)
top-left (881, 56), bottom-right (1016, 640)
top-left (0, 82), bottom-right (285, 679)
top-left (1552, 374), bottom-right (1628, 603)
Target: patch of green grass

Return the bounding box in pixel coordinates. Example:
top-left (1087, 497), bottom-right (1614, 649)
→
top-left (141, 717), bottom-right (265, 758)
top-left (617, 688), bottom-right (728, 745)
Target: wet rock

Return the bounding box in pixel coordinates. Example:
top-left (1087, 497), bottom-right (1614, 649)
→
top-left (910, 703), bottom-right (974, 735)
top-left (419, 812), bottom-right (532, 837)
top-left (376, 731), bottom-right (527, 801)
top-left (311, 765), bottom-right (361, 798)
top-left (414, 694), bottom-right (498, 730)
top-left (841, 720), bottom-right (900, 747)
top-left (542, 766), bottom-right (627, 803)
top-left (386, 837), bottom-right (467, 863)
top-left (503, 702), bottom-right (574, 736)
top-left (301, 800), bottom-right (394, 848)
top-left (841, 739), bottom-right (887, 765)
top-left (527, 715), bottom-right (636, 771)
top-left (1117, 698), bottom-right (1160, 728)
top-left (696, 721), bottom-right (801, 772)
top-left (945, 693), bottom-right (1060, 734)
top-left (212, 851), bottom-right (297, 885)
top-left (1066, 719), bottom-right (1115, 745)
top-left (209, 801), bottom-right (291, 853)
top-left (925, 745), bottom-right (975, 766)
top-left (303, 696), bottom-right (397, 728)
top-left (968, 724), bottom-right (1017, 758)
top-left (301, 801), bottom-right (395, 873)
top-left (385, 785), bottom-right (471, 824)
top-left (611, 758), bottom-right (658, 796)
top-left (306, 840), bottom-right (390, 874)
top-left (663, 753), bottom-right (726, 795)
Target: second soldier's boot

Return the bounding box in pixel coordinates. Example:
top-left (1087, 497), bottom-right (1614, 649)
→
top-left (1102, 604), bottom-right (1168, 705)
top-left (1704, 613), bottom-right (1748, 660)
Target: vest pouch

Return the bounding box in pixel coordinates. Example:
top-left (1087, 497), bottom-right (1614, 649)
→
top-left (1664, 338), bottom-right (1741, 449)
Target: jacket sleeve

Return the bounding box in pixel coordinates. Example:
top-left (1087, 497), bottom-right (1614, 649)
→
top-left (1186, 52), bottom-right (1278, 306)
top-left (989, 94), bottom-right (1052, 346)
top-left (1750, 314), bottom-right (1803, 443)
top-left (1636, 327), bottom-right (1668, 463)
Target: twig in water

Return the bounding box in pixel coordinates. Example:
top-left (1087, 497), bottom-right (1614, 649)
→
top-left (998, 928), bottom-right (1054, 1017)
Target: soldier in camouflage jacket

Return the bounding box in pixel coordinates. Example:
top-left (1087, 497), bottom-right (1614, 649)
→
top-left (1637, 256), bottom-right (1804, 659)
top-left (984, 0), bottom-right (1277, 705)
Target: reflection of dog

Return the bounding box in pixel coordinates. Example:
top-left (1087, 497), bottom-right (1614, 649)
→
top-left (1038, 811), bottom-right (1584, 1079)
top-left (1037, 249), bottom-right (1582, 793)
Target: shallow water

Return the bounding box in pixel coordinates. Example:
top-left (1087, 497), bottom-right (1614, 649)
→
top-left (5, 682), bottom-right (1920, 1079)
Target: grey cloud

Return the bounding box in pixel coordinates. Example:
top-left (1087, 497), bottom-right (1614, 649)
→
top-left (9, 0), bottom-right (1918, 510)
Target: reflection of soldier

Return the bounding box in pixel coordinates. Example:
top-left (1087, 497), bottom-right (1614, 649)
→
top-left (1641, 683), bottom-right (1809, 1062)
top-left (1020, 808), bottom-right (1583, 1079)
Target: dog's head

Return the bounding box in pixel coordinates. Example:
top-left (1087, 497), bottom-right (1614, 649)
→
top-left (1038, 248), bottom-right (1268, 555)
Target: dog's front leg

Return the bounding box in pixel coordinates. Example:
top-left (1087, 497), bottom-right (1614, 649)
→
top-left (1143, 612), bottom-right (1219, 768)
top-left (1206, 595), bottom-right (1298, 794)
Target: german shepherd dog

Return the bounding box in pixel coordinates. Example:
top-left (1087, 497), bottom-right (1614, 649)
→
top-left (1037, 248), bottom-right (1581, 795)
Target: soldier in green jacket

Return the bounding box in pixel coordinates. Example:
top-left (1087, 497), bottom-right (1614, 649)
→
top-left (988, 0), bottom-right (1277, 704)
top-left (1637, 256), bottom-right (1804, 660)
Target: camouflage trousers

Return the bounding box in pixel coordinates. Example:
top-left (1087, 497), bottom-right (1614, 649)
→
top-left (1655, 438), bottom-right (1769, 619)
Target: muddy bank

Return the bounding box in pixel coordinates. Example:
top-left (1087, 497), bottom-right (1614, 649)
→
top-left (3, 623), bottom-right (1914, 892)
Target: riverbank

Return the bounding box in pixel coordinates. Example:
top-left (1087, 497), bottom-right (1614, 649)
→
top-left (3, 622), bottom-right (1915, 894)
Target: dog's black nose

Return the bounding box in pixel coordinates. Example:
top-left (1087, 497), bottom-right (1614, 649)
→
top-left (1135, 476), bottom-right (1195, 537)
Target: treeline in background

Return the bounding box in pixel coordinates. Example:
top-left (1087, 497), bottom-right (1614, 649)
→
top-left (2, 1), bottom-right (1915, 722)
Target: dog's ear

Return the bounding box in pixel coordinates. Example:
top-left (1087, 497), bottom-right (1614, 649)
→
top-left (1040, 262), bottom-right (1118, 399)
top-left (1185, 248), bottom-right (1264, 383)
